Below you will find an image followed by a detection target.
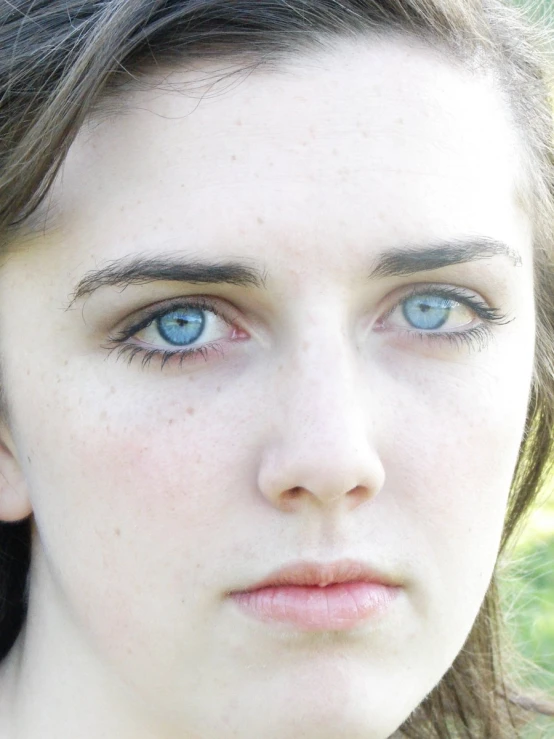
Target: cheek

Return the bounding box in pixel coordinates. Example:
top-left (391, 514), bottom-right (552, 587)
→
top-left (29, 397), bottom-right (253, 556)
top-left (380, 359), bottom-right (531, 640)
top-left (19, 384), bottom-right (261, 664)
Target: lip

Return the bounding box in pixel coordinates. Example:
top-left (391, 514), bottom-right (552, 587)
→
top-left (228, 559), bottom-right (401, 631)
top-left (235, 559), bottom-right (399, 591)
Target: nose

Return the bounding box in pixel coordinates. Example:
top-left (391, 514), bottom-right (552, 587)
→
top-left (257, 337), bottom-right (385, 513)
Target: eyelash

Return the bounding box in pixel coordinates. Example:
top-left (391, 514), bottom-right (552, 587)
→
top-left (106, 286), bottom-right (510, 369)
top-left (107, 297), bottom-right (234, 369)
top-left (380, 284), bottom-right (510, 352)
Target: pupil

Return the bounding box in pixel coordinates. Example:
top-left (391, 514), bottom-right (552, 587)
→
top-left (402, 295), bottom-right (453, 331)
top-left (157, 308), bottom-right (205, 346)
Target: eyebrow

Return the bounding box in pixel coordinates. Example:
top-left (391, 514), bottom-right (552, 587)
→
top-left (68, 255), bottom-right (267, 306)
top-left (370, 237), bottom-right (521, 278)
top-left (68, 236), bottom-right (520, 307)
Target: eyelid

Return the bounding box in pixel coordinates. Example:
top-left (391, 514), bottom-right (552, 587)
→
top-left (109, 294), bottom-right (241, 344)
top-left (104, 282), bottom-right (511, 371)
top-left (377, 283), bottom-right (509, 327)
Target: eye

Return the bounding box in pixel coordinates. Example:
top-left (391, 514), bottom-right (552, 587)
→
top-left (107, 297), bottom-right (248, 369)
top-left (139, 306), bottom-right (216, 348)
top-left (397, 293), bottom-right (474, 331)
top-left (376, 285), bottom-right (509, 352)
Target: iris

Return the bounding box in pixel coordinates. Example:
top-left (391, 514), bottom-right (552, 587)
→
top-left (402, 295), bottom-right (454, 331)
top-left (156, 308), bottom-right (205, 346)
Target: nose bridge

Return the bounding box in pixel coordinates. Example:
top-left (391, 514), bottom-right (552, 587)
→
top-left (257, 319), bottom-right (385, 509)
top-left (287, 333), bottom-right (363, 444)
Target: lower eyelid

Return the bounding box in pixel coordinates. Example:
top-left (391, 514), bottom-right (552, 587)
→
top-left (387, 324), bottom-right (495, 354)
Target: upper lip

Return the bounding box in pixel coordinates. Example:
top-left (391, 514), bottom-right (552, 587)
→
top-left (232, 559), bottom-right (401, 593)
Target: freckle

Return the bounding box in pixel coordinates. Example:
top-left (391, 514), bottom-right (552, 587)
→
top-left (231, 154), bottom-right (237, 161)
top-left (27, 456), bottom-right (32, 465)
top-left (235, 119), bottom-right (242, 126)
top-left (257, 216), bottom-right (264, 225)
top-left (186, 407), bottom-right (195, 416)
top-left (216, 386), bottom-right (221, 393)
top-left (168, 418), bottom-right (174, 426)
top-left (114, 527), bottom-right (121, 537)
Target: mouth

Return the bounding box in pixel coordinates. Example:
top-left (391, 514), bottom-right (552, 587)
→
top-left (228, 559), bottom-right (402, 632)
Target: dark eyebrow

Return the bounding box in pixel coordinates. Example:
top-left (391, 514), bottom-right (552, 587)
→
top-left (68, 236), bottom-right (520, 307)
top-left (68, 254), bottom-right (267, 307)
top-left (370, 237), bottom-right (521, 278)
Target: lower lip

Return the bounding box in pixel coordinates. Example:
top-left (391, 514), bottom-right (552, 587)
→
top-left (230, 582), bottom-right (399, 631)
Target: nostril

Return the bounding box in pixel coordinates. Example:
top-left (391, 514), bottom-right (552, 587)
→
top-left (346, 485), bottom-right (372, 508)
top-left (279, 486), bottom-right (304, 512)
top-left (284, 486), bottom-right (303, 499)
top-left (282, 485), bottom-right (305, 501)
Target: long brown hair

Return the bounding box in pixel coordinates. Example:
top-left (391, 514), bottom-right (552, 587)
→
top-left (0, 2), bottom-right (552, 736)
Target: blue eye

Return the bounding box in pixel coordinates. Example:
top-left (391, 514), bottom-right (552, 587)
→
top-left (156, 308), bottom-right (205, 346)
top-left (402, 294), bottom-right (456, 331)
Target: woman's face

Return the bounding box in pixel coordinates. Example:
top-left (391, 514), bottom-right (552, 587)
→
top-left (0, 37), bottom-right (536, 739)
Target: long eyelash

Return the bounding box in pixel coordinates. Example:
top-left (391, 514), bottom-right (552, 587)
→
top-left (387, 285), bottom-right (511, 353)
top-left (403, 285), bottom-right (511, 326)
top-left (105, 297), bottom-right (230, 369)
top-left (109, 296), bottom-right (228, 344)
top-left (107, 342), bottom-right (225, 370)
top-left (402, 324), bottom-right (494, 352)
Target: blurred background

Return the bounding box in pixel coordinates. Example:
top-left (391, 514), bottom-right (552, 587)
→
top-left (500, 484), bottom-right (554, 736)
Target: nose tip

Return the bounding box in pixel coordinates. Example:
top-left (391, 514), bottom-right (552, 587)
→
top-left (257, 436), bottom-right (385, 513)
top-left (256, 327), bottom-right (385, 514)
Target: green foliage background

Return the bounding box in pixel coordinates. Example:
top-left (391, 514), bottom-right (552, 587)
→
top-left (500, 491), bottom-right (554, 736)
top-left (513, 0), bottom-right (554, 23)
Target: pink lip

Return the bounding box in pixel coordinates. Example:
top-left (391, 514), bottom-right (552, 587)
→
top-left (229, 560), bottom-right (401, 631)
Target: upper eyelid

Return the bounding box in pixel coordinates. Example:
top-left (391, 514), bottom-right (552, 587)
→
top-left (112, 282), bottom-right (504, 341)
top-left (392, 283), bottom-right (490, 304)
top-left (111, 295), bottom-right (236, 341)
top-left (103, 285), bottom-right (509, 372)
top-left (380, 284), bottom-right (495, 319)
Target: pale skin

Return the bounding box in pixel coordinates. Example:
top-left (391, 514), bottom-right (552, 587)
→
top-left (0, 35), bottom-right (537, 738)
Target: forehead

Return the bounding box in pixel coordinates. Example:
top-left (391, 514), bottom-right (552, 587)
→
top-left (29, 35), bottom-right (529, 277)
